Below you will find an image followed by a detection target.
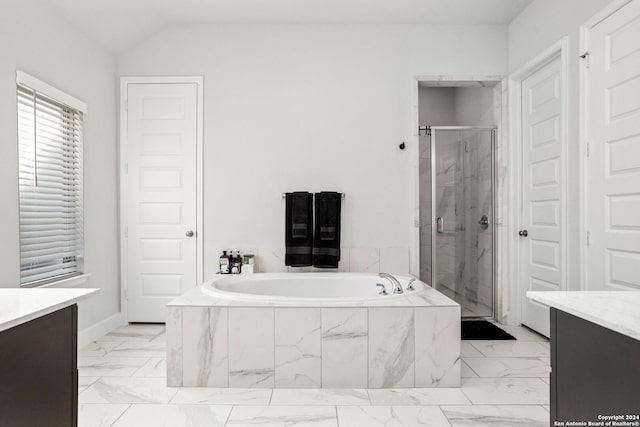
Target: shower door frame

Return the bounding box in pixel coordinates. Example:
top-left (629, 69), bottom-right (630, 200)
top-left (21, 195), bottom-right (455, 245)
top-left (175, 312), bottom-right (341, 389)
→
top-left (429, 126), bottom-right (497, 319)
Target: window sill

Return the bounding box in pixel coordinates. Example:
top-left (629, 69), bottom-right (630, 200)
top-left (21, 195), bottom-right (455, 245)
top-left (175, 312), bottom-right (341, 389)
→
top-left (38, 273), bottom-right (92, 289)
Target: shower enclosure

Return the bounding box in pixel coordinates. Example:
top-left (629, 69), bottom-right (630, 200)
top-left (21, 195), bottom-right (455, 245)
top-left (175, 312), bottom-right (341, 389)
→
top-left (419, 126), bottom-right (495, 318)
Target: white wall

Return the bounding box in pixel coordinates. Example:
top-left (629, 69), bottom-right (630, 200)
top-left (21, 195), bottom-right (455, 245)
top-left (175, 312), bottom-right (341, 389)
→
top-left (118, 24), bottom-right (508, 278)
top-left (0, 0), bottom-right (120, 331)
top-left (508, 0), bottom-right (613, 292)
top-left (508, 0), bottom-right (613, 71)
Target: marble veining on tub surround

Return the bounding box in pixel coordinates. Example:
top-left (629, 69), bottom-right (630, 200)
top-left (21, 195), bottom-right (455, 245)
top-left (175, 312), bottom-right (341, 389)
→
top-left (167, 303), bottom-right (460, 390)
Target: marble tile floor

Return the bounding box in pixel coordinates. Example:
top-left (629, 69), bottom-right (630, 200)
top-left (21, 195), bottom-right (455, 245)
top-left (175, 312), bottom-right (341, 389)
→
top-left (79, 323), bottom-right (551, 426)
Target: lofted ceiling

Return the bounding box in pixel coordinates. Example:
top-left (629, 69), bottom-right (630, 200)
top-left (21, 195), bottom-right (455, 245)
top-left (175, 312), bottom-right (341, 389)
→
top-left (42, 0), bottom-right (533, 53)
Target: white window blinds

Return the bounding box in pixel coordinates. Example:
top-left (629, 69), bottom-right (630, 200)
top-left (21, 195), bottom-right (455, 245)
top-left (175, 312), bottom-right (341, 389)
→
top-left (17, 78), bottom-right (84, 286)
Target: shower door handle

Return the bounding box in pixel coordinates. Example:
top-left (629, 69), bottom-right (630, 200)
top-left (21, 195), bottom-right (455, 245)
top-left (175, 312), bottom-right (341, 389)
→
top-left (478, 214), bottom-right (489, 230)
top-left (436, 217), bottom-right (444, 234)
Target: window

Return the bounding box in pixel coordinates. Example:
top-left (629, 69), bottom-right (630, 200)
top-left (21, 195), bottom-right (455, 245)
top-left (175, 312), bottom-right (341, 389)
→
top-left (16, 71), bottom-right (87, 286)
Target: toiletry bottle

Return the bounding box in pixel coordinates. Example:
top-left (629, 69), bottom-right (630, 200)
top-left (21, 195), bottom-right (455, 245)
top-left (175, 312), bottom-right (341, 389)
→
top-left (236, 251), bottom-right (243, 274)
top-left (220, 251), bottom-right (229, 274)
top-left (242, 254), bottom-right (255, 274)
top-left (231, 251), bottom-right (242, 274)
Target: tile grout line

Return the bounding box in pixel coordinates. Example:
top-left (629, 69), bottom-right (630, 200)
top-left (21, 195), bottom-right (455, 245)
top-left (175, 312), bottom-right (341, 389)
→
top-left (437, 405), bottom-right (455, 427)
top-left (226, 307), bottom-right (230, 388)
top-left (366, 307), bottom-right (369, 389)
top-left (107, 403), bottom-right (132, 427)
top-left (223, 405), bottom-right (234, 427)
top-left (178, 307), bottom-right (183, 387)
top-left (128, 357), bottom-right (153, 377)
top-left (413, 307), bottom-right (417, 388)
top-left (320, 308), bottom-right (323, 389)
top-left (457, 379), bottom-right (476, 405)
top-left (467, 341), bottom-right (489, 357)
top-left (461, 359), bottom-right (482, 378)
top-left (366, 387), bottom-right (373, 406)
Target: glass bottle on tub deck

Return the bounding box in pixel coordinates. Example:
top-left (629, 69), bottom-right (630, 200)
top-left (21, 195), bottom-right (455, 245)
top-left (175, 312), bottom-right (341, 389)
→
top-left (219, 250), bottom-right (230, 274)
top-left (236, 251), bottom-right (243, 273)
top-left (231, 251), bottom-right (242, 274)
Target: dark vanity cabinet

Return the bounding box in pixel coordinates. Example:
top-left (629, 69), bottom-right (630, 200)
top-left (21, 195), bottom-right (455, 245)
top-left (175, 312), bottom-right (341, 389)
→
top-left (0, 305), bottom-right (78, 427)
top-left (550, 307), bottom-right (640, 424)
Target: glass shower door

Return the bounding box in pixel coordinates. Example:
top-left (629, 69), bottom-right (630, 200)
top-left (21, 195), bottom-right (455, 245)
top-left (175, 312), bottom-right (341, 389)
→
top-left (430, 127), bottom-right (494, 318)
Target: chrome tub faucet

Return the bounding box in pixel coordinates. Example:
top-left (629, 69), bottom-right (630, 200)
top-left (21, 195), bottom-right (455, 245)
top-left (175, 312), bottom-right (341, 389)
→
top-left (378, 272), bottom-right (403, 294)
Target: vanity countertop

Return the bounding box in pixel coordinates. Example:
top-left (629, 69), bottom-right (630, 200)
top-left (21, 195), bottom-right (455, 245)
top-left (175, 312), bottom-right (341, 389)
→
top-left (0, 288), bottom-right (98, 333)
top-left (527, 291), bottom-right (640, 341)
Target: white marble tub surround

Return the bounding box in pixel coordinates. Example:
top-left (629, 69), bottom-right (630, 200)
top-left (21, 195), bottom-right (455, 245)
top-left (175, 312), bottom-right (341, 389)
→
top-left (0, 288), bottom-right (98, 332)
top-left (415, 307), bottom-right (461, 387)
top-left (527, 291), bottom-right (640, 341)
top-left (167, 273), bottom-right (461, 389)
top-left (321, 308), bottom-right (368, 388)
top-left (228, 308), bottom-right (274, 388)
top-left (275, 308), bottom-right (322, 388)
top-left (182, 307), bottom-right (228, 387)
top-left (368, 307), bottom-right (415, 388)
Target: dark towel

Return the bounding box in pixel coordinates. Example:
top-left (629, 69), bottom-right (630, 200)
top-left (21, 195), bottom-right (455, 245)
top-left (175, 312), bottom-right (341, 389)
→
top-left (285, 192), bottom-right (313, 266)
top-left (313, 192), bottom-right (341, 268)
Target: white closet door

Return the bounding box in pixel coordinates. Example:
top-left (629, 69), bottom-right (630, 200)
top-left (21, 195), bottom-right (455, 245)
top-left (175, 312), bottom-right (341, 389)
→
top-left (126, 83), bottom-right (198, 322)
top-left (587, 0), bottom-right (640, 292)
top-left (520, 55), bottom-right (565, 337)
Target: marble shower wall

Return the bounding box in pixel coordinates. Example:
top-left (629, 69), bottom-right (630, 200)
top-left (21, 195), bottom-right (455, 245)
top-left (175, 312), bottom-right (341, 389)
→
top-left (462, 131), bottom-right (494, 317)
top-left (494, 80), bottom-right (511, 324)
top-left (168, 305), bottom-right (460, 389)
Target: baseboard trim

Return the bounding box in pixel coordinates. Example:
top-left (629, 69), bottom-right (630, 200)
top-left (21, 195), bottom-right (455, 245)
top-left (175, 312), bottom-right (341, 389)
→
top-left (78, 312), bottom-right (126, 347)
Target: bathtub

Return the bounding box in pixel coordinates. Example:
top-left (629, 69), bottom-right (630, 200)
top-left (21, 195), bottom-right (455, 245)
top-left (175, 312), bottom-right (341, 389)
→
top-left (167, 272), bottom-right (461, 389)
top-left (202, 272), bottom-right (425, 302)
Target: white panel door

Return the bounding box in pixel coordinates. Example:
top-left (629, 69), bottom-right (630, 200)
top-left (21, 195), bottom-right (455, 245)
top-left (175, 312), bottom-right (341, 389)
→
top-left (126, 83), bottom-right (198, 322)
top-left (587, 0), bottom-right (640, 292)
top-left (520, 56), bottom-right (565, 337)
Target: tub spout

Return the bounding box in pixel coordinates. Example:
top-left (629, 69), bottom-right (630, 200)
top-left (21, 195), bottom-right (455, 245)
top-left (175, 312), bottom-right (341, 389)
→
top-left (378, 273), bottom-right (403, 294)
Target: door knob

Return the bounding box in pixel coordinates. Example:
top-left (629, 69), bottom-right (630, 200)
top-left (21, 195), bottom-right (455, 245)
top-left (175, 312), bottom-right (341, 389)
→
top-left (518, 230), bottom-right (528, 237)
top-left (185, 230), bottom-right (195, 237)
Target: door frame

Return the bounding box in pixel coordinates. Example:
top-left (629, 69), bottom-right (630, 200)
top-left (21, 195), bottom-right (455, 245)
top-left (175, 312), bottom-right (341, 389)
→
top-left (507, 38), bottom-right (569, 326)
top-left (579, 0), bottom-right (634, 290)
top-left (412, 75), bottom-right (505, 320)
top-left (119, 76), bottom-right (204, 322)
